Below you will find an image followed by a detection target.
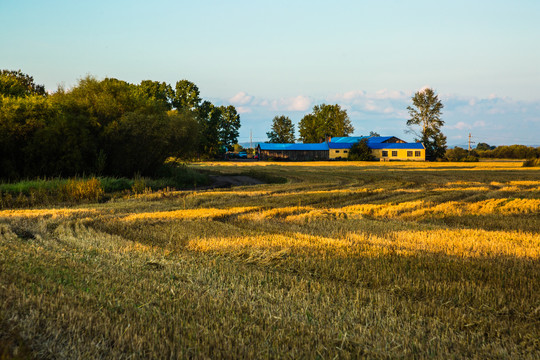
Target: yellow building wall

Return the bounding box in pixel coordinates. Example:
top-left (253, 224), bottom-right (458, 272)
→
top-left (372, 148), bottom-right (425, 161)
top-left (330, 147), bottom-right (425, 161)
top-left (329, 149), bottom-right (350, 159)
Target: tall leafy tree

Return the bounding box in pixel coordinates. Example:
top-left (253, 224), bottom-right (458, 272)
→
top-left (138, 80), bottom-right (174, 110)
top-left (218, 105), bottom-right (240, 150)
top-left (197, 100), bottom-right (223, 157)
top-left (298, 104), bottom-right (354, 143)
top-left (173, 80), bottom-right (201, 111)
top-left (266, 115), bottom-right (295, 143)
top-left (406, 88), bottom-right (447, 161)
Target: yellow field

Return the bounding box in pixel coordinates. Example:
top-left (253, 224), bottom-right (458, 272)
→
top-left (1, 161), bottom-right (539, 358)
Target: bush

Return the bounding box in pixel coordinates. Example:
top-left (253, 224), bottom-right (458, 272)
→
top-left (477, 145), bottom-right (540, 159)
top-left (522, 158), bottom-right (540, 167)
top-left (446, 147), bottom-right (478, 162)
top-left (60, 178), bottom-right (104, 202)
top-left (348, 139), bottom-right (375, 161)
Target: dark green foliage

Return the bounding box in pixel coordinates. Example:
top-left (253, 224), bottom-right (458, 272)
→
top-left (103, 110), bottom-right (199, 176)
top-left (0, 71), bottom-right (239, 179)
top-left (172, 80), bottom-right (201, 111)
top-left (218, 105), bottom-right (241, 151)
top-left (298, 104), bottom-right (354, 143)
top-left (407, 88), bottom-right (447, 161)
top-left (476, 142), bottom-right (495, 151)
top-left (267, 115), bottom-right (295, 143)
top-left (0, 69), bottom-right (46, 98)
top-left (348, 139), bottom-right (375, 161)
top-left (197, 101), bottom-right (222, 157)
top-left (477, 145), bottom-right (540, 159)
top-left (445, 147), bottom-right (479, 162)
top-left (138, 80), bottom-right (174, 110)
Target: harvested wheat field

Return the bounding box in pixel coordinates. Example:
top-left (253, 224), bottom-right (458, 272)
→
top-left (1, 161), bottom-right (539, 359)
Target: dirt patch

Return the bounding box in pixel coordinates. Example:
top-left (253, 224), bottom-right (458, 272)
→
top-left (208, 175), bottom-right (264, 188)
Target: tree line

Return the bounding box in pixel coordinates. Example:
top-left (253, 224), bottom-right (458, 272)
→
top-left (0, 70), bottom-right (240, 180)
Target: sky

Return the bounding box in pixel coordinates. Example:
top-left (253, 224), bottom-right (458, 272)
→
top-left (1, 0), bottom-right (540, 146)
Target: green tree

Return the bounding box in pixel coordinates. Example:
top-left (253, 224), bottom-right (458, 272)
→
top-left (173, 80), bottom-right (201, 111)
top-left (0, 69), bottom-right (46, 98)
top-left (0, 95), bottom-right (54, 178)
top-left (348, 138), bottom-right (375, 161)
top-left (298, 104), bottom-right (354, 143)
top-left (476, 142), bottom-right (495, 151)
top-left (406, 88), bottom-right (447, 161)
top-left (104, 109), bottom-right (198, 176)
top-left (138, 80), bottom-right (174, 110)
top-left (266, 115), bottom-right (295, 143)
top-left (218, 105), bottom-right (241, 151)
top-left (369, 131), bottom-right (380, 137)
top-left (197, 101), bottom-right (222, 157)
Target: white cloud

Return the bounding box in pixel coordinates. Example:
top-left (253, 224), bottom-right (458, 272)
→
top-left (370, 89), bottom-right (406, 100)
top-left (341, 90), bottom-right (366, 100)
top-left (451, 121), bottom-right (469, 130)
top-left (229, 91), bottom-right (253, 106)
top-left (286, 95), bottom-right (311, 111)
top-left (266, 95), bottom-right (312, 112)
top-left (364, 100), bottom-right (378, 112)
top-left (236, 106), bottom-right (252, 114)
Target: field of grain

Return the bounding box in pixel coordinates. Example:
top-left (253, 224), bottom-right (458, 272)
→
top-left (1, 161), bottom-right (539, 359)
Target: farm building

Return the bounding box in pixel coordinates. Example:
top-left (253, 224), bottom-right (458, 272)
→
top-left (258, 136), bottom-right (425, 161)
top-left (257, 143), bottom-right (329, 161)
top-left (329, 136), bottom-right (425, 161)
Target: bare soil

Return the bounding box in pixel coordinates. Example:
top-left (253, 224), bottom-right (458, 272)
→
top-left (208, 175), bottom-right (264, 188)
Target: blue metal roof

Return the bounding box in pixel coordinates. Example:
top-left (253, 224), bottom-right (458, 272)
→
top-left (328, 142), bottom-right (355, 149)
top-left (329, 139), bottom-right (424, 150)
top-left (368, 142), bottom-right (424, 149)
top-left (366, 136), bottom-right (395, 143)
top-left (259, 143), bottom-right (329, 151)
top-left (259, 138), bottom-right (424, 152)
top-left (330, 136), bottom-right (369, 144)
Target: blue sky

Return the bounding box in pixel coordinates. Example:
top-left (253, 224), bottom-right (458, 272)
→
top-left (1, 0), bottom-right (539, 145)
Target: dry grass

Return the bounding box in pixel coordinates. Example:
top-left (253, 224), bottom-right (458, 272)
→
top-left (1, 161), bottom-right (539, 359)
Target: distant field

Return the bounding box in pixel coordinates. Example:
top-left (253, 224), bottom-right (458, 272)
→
top-left (1, 161), bottom-right (539, 358)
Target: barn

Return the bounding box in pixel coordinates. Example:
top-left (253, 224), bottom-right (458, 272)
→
top-left (258, 143), bottom-right (329, 161)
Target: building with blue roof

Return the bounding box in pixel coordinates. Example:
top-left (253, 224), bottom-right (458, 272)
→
top-left (258, 142), bottom-right (329, 161)
top-left (257, 135), bottom-right (425, 161)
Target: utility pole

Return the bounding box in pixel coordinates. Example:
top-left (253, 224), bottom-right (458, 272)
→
top-left (250, 129), bottom-right (253, 149)
top-left (468, 133), bottom-right (475, 153)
